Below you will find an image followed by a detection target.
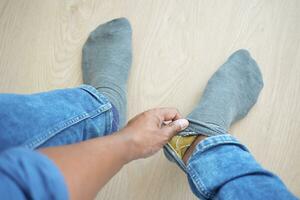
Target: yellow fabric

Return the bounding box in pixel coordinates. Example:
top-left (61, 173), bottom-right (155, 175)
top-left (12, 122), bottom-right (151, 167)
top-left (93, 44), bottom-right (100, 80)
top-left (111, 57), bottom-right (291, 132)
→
top-left (167, 135), bottom-right (197, 159)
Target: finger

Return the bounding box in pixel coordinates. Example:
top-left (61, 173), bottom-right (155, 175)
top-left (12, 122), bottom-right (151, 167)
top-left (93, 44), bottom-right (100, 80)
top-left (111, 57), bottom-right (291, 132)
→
top-left (155, 107), bottom-right (182, 121)
top-left (162, 118), bottom-right (189, 138)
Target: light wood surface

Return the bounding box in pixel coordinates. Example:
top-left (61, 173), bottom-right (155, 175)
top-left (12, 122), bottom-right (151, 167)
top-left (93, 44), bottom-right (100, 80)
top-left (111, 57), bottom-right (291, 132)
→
top-left (0, 0), bottom-right (299, 199)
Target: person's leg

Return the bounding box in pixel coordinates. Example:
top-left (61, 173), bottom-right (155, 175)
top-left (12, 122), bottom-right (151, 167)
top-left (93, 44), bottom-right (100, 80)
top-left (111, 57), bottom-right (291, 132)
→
top-left (82, 17), bottom-right (132, 128)
top-left (0, 17), bottom-right (131, 151)
top-left (185, 135), bottom-right (297, 199)
top-left (166, 50), bottom-right (296, 199)
top-left (164, 49), bottom-right (263, 171)
top-left (0, 85), bottom-right (118, 151)
top-left (185, 49), bottom-right (263, 136)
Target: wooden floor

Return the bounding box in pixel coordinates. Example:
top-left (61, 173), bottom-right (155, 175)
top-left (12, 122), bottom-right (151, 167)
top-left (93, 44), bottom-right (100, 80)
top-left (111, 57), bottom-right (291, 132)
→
top-left (0, 0), bottom-right (299, 199)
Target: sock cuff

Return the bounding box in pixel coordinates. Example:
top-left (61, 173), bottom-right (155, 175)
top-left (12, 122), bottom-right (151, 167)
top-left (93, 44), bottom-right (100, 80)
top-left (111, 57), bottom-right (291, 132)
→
top-left (180, 119), bottom-right (228, 137)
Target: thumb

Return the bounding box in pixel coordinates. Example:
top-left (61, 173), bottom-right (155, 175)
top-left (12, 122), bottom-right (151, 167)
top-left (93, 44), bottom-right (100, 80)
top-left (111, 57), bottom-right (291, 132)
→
top-left (162, 119), bottom-right (189, 138)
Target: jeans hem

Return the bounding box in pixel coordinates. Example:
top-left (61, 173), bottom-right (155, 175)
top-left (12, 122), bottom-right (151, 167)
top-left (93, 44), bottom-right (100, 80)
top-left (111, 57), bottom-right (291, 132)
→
top-left (186, 134), bottom-right (248, 199)
top-left (180, 119), bottom-right (228, 137)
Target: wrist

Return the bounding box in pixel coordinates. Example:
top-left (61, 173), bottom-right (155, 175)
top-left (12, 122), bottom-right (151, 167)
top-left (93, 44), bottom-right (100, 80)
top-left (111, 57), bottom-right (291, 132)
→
top-left (115, 129), bottom-right (138, 163)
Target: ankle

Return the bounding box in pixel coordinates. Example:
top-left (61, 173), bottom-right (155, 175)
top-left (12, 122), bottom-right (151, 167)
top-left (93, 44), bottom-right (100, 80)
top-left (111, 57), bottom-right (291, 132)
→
top-left (182, 135), bottom-right (208, 165)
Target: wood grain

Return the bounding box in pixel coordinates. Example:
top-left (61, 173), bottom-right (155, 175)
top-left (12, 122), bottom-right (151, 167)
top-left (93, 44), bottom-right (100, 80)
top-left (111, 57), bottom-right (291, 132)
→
top-left (0, 0), bottom-right (299, 199)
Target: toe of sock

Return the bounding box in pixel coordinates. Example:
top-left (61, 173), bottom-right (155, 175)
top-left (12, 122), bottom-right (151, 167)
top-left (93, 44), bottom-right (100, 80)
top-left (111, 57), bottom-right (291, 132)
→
top-left (85, 17), bottom-right (132, 49)
top-left (96, 17), bottom-right (132, 35)
top-left (228, 49), bottom-right (264, 88)
top-left (109, 18), bottom-right (131, 29)
top-left (229, 49), bottom-right (251, 62)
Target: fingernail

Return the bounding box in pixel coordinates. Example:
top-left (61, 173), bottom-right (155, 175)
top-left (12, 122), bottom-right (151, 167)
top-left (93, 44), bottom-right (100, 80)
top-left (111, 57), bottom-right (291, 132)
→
top-left (175, 119), bottom-right (189, 130)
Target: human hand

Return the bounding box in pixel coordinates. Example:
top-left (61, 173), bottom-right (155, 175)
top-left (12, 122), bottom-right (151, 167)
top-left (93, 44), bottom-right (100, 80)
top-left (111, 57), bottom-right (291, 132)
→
top-left (119, 108), bottom-right (189, 161)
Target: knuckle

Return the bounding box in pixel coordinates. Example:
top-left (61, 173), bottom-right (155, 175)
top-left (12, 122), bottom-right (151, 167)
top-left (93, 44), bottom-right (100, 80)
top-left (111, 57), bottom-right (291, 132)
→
top-left (153, 108), bottom-right (161, 116)
top-left (149, 108), bottom-right (159, 113)
top-left (153, 108), bottom-right (160, 112)
top-left (141, 111), bottom-right (150, 118)
top-left (172, 108), bottom-right (180, 115)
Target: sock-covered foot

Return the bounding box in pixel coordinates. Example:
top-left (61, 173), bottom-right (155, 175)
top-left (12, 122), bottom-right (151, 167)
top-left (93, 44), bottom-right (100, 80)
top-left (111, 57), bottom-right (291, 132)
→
top-left (82, 18), bottom-right (132, 128)
top-left (185, 49), bottom-right (264, 136)
top-left (164, 49), bottom-right (263, 169)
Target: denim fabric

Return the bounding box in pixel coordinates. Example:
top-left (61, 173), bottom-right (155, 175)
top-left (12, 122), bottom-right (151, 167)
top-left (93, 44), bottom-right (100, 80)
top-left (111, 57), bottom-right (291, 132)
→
top-left (0, 84), bottom-right (118, 199)
top-left (111, 103), bottom-right (120, 131)
top-left (0, 84), bottom-right (297, 199)
top-left (0, 84), bottom-right (117, 151)
top-left (0, 147), bottom-right (68, 200)
top-left (186, 134), bottom-right (298, 200)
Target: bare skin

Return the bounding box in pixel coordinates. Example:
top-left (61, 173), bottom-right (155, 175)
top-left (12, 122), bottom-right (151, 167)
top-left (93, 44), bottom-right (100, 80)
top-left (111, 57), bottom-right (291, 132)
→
top-left (39, 108), bottom-right (189, 200)
top-left (182, 135), bottom-right (208, 165)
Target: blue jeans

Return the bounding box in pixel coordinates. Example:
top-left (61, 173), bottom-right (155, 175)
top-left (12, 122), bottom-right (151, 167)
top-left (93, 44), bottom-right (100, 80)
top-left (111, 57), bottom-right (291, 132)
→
top-left (0, 85), bottom-right (118, 199)
top-left (0, 85), bottom-right (297, 199)
top-left (186, 134), bottom-right (297, 199)
top-left (0, 85), bottom-right (118, 151)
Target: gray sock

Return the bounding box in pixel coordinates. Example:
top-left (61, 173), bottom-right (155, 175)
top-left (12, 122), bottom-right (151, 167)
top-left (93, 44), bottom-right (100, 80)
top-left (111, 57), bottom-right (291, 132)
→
top-left (82, 18), bottom-right (132, 128)
top-left (184, 49), bottom-right (264, 136)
